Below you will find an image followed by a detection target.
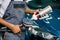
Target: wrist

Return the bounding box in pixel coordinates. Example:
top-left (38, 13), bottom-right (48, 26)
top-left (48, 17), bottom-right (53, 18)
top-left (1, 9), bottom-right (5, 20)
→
top-left (31, 10), bottom-right (36, 13)
top-left (9, 24), bottom-right (15, 30)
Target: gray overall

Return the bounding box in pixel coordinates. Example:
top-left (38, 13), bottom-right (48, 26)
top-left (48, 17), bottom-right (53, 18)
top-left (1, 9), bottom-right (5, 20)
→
top-left (3, 1), bottom-right (26, 40)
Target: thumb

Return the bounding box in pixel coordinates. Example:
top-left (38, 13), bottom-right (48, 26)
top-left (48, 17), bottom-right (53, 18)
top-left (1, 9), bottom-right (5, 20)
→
top-left (34, 10), bottom-right (39, 15)
top-left (19, 24), bottom-right (22, 27)
top-left (16, 24), bottom-right (22, 27)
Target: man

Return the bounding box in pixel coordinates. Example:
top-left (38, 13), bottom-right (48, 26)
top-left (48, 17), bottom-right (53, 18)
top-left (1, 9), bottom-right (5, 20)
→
top-left (0, 0), bottom-right (41, 40)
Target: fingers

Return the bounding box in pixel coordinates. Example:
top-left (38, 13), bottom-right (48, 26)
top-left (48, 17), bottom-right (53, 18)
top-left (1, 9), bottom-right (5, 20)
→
top-left (16, 24), bottom-right (22, 27)
top-left (34, 12), bottom-right (37, 15)
top-left (19, 24), bottom-right (22, 27)
top-left (32, 9), bottom-right (47, 20)
top-left (33, 9), bottom-right (39, 15)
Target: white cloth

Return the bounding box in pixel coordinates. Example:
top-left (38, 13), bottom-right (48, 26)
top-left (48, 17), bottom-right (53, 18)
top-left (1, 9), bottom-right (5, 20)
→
top-left (0, 0), bottom-right (11, 18)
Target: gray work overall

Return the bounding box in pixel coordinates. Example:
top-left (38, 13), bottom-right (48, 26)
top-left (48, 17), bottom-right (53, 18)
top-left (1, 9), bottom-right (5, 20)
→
top-left (3, 1), bottom-right (26, 40)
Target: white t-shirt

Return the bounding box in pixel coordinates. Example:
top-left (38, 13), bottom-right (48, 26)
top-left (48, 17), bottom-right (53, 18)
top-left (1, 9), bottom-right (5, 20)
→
top-left (0, 0), bottom-right (11, 18)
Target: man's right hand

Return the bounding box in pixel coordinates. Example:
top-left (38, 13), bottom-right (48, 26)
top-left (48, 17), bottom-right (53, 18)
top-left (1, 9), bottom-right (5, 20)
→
top-left (11, 24), bottom-right (22, 34)
top-left (0, 18), bottom-right (22, 34)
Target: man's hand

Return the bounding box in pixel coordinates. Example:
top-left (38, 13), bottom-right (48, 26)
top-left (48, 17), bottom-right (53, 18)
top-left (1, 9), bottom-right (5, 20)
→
top-left (31, 9), bottom-right (46, 20)
top-left (11, 24), bottom-right (22, 34)
top-left (0, 18), bottom-right (22, 34)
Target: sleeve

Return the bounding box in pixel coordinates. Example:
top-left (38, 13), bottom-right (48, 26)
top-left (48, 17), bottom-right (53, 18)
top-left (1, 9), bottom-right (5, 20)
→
top-left (0, 0), bottom-right (11, 18)
top-left (0, 8), bottom-right (5, 18)
top-left (0, 13), bottom-right (3, 18)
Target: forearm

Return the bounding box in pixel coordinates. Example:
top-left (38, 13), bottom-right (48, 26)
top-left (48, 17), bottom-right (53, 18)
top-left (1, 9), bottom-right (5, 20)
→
top-left (25, 6), bottom-right (42, 14)
top-left (25, 8), bottom-right (36, 14)
top-left (0, 18), bottom-right (14, 30)
top-left (25, 6), bottom-right (37, 14)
